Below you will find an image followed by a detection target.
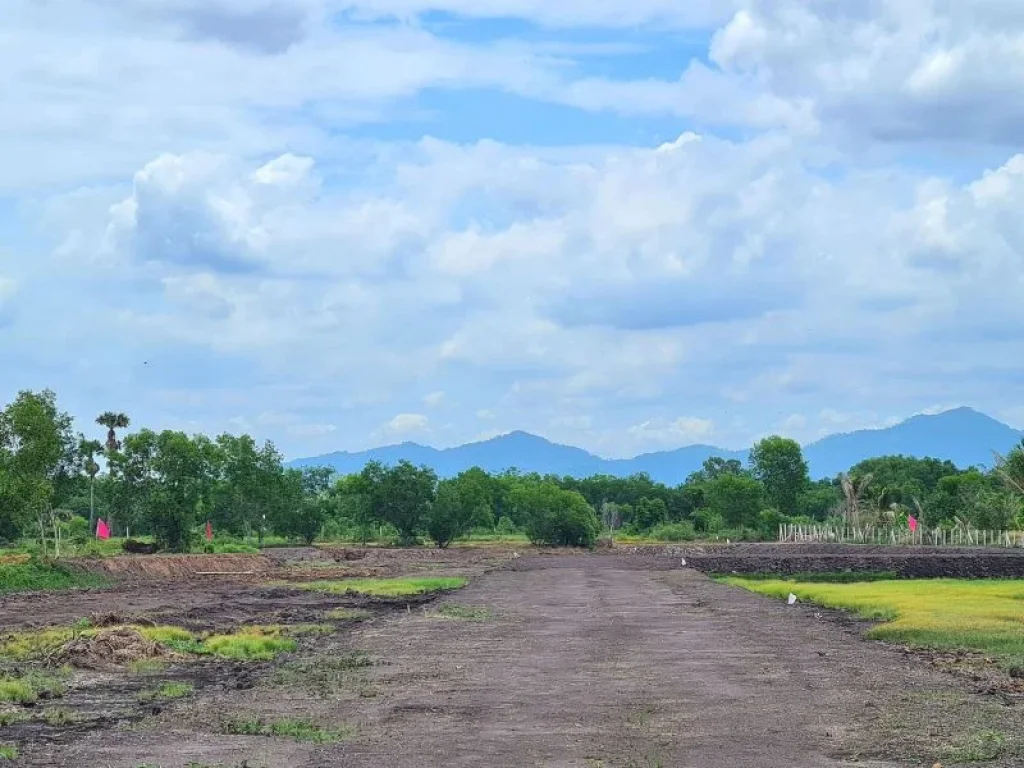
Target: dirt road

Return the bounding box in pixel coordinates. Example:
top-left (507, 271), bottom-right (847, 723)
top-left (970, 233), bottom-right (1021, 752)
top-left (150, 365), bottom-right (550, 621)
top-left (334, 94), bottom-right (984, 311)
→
top-left (25, 555), bottom-right (1023, 767)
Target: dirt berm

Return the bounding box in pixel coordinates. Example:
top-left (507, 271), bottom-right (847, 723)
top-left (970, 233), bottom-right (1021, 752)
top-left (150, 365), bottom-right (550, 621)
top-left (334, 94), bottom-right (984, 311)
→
top-left (680, 543), bottom-right (1024, 577)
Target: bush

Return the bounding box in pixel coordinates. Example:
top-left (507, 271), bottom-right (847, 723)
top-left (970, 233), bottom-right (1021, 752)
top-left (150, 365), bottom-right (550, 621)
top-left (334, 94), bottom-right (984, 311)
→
top-left (516, 484), bottom-right (601, 547)
top-left (693, 508), bottom-right (724, 534)
top-left (648, 521), bottom-right (696, 542)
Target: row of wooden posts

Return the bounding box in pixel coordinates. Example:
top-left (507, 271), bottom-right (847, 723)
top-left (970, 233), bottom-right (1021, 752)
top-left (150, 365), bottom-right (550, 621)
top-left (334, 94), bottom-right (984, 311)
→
top-left (778, 523), bottom-right (1024, 548)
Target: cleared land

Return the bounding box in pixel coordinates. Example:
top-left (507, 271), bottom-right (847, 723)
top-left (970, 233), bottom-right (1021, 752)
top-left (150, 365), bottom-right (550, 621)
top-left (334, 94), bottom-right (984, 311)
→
top-left (0, 547), bottom-right (1022, 766)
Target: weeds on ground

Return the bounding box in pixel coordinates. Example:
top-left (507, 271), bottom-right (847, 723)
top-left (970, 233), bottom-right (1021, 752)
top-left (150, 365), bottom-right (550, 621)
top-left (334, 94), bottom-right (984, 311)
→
top-left (293, 577), bottom-right (467, 597)
top-left (270, 652), bottom-right (374, 696)
top-left (942, 730), bottom-right (1008, 762)
top-left (129, 659), bottom-right (168, 674)
top-left (221, 716), bottom-right (350, 744)
top-left (724, 577), bottom-right (1024, 662)
top-left (203, 632), bottom-right (296, 661)
top-left (430, 604), bottom-right (493, 621)
top-left (0, 708), bottom-right (28, 726)
top-left (0, 745), bottom-right (18, 761)
top-left (139, 681), bottom-right (194, 702)
top-left (0, 561), bottom-right (108, 594)
top-left (325, 608), bottom-right (371, 621)
top-left (0, 670), bottom-right (67, 704)
top-left (39, 707), bottom-right (79, 725)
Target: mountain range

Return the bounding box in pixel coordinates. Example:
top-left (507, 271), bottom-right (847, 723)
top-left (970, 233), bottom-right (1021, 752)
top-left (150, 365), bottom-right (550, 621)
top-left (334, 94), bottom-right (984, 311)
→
top-left (287, 407), bottom-right (1024, 485)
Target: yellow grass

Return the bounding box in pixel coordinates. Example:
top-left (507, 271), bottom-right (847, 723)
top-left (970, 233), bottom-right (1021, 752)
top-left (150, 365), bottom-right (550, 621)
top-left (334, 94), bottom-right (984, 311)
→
top-left (725, 577), bottom-right (1024, 662)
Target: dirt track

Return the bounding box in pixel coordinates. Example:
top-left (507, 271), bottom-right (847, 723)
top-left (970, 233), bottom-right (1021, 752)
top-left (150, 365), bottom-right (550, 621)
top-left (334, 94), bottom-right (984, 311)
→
top-left (16, 554), bottom-right (1021, 767)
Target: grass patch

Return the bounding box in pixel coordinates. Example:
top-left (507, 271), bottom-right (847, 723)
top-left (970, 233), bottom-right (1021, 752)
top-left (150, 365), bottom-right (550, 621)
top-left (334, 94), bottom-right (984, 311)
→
top-left (39, 707), bottom-right (79, 725)
top-left (325, 608), bottom-right (371, 621)
top-left (129, 659), bottom-right (168, 674)
top-left (203, 632), bottom-right (296, 661)
top-left (725, 577), bottom-right (1024, 662)
top-left (431, 604), bottom-right (493, 621)
top-left (943, 730), bottom-right (1008, 762)
top-left (0, 709), bottom-right (28, 726)
top-left (294, 577), bottom-right (467, 597)
top-left (0, 561), bottom-right (107, 594)
top-left (0, 671), bottom-right (67, 705)
top-left (140, 681), bottom-right (193, 702)
top-left (222, 716), bottom-right (350, 744)
top-left (0, 745), bottom-right (17, 761)
top-left (271, 653), bottom-right (374, 695)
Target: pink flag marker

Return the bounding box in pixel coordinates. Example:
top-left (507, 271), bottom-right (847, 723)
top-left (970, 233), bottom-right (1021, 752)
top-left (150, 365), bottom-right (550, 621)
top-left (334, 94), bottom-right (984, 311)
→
top-left (205, 520), bottom-right (213, 542)
top-left (96, 519), bottom-right (110, 540)
top-left (908, 515), bottom-right (918, 533)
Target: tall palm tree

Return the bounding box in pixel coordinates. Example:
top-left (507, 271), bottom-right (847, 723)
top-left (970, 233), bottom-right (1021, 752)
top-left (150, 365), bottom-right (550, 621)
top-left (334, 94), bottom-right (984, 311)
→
top-left (96, 411), bottom-right (130, 453)
top-left (96, 412), bottom-right (129, 536)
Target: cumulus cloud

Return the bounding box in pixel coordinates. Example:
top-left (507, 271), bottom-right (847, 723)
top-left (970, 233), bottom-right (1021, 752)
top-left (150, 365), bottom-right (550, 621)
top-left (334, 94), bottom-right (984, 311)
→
top-left (381, 413), bottom-right (430, 436)
top-left (628, 417), bottom-right (716, 447)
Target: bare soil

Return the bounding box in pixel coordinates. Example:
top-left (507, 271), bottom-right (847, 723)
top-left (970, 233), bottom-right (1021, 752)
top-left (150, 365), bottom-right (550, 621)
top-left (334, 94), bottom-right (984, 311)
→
top-left (2, 548), bottom-right (1022, 767)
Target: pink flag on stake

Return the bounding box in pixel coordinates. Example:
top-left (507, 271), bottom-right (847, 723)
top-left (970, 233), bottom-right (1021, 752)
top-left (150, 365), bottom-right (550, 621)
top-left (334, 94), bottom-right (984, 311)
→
top-left (205, 520), bottom-right (213, 542)
top-left (96, 519), bottom-right (110, 540)
top-left (908, 515), bottom-right (918, 533)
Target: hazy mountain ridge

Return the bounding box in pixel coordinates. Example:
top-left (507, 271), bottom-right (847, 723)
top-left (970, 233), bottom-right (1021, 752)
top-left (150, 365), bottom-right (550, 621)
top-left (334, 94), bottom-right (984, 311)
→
top-left (288, 408), bottom-right (1023, 485)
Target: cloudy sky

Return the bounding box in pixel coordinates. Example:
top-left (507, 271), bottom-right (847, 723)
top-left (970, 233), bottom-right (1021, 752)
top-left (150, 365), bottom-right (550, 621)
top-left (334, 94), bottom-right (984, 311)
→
top-left (3, 0), bottom-right (1024, 459)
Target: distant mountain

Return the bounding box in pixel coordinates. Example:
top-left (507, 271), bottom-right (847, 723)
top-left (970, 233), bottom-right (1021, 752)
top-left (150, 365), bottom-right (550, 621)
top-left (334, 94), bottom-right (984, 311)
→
top-left (288, 408), bottom-right (1023, 485)
top-left (803, 407), bottom-right (1023, 478)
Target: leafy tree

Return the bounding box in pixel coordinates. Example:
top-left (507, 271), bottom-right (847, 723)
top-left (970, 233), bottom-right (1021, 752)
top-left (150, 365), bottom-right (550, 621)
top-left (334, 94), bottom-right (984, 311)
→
top-left (704, 473), bottom-right (764, 529)
top-left (0, 390), bottom-right (78, 546)
top-left (360, 460), bottom-right (437, 545)
top-left (425, 468), bottom-right (495, 548)
top-left (631, 497), bottom-right (668, 532)
top-left (96, 411), bottom-right (130, 453)
top-left (749, 436), bottom-right (809, 514)
top-left (512, 482), bottom-right (600, 547)
top-left (147, 431), bottom-right (207, 551)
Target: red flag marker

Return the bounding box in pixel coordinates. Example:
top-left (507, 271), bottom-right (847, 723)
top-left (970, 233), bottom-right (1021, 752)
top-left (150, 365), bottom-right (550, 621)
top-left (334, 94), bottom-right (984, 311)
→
top-left (908, 515), bottom-right (918, 533)
top-left (96, 519), bottom-right (110, 540)
top-left (205, 520), bottom-right (213, 542)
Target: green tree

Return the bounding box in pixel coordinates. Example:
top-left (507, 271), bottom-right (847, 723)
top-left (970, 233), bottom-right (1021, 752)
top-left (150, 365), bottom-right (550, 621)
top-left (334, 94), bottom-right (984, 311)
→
top-left (425, 468), bottom-right (495, 548)
top-left (631, 497), bottom-right (668, 532)
top-left (0, 390), bottom-right (78, 546)
top-left (749, 436), bottom-right (809, 514)
top-left (147, 431), bottom-right (208, 551)
top-left (360, 460), bottom-right (437, 545)
top-left (704, 473), bottom-right (764, 529)
top-left (512, 481), bottom-right (600, 547)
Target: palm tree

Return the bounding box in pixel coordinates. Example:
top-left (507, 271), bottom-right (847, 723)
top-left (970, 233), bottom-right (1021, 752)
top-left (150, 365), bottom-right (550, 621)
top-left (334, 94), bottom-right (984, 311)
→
top-left (96, 412), bottom-right (129, 536)
top-left (96, 411), bottom-right (130, 453)
top-left (839, 472), bottom-right (874, 526)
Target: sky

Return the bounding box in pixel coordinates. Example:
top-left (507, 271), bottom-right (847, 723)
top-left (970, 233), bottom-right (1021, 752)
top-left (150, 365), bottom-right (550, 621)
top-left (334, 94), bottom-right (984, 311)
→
top-left (2, 0), bottom-right (1024, 460)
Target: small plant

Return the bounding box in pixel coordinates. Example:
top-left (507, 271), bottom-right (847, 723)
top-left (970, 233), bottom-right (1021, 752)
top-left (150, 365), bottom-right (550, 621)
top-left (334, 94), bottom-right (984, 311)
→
top-left (325, 608), bottom-right (371, 621)
top-left (0, 744), bottom-right (18, 761)
top-left (129, 659), bottom-right (168, 674)
top-left (0, 709), bottom-right (28, 726)
top-left (139, 681), bottom-right (193, 702)
top-left (0, 671), bottom-right (66, 705)
top-left (221, 716), bottom-right (350, 744)
top-left (432, 604), bottom-right (493, 621)
top-left (40, 707), bottom-right (79, 725)
top-left (943, 729), bottom-right (1007, 762)
top-left (294, 577), bottom-right (467, 597)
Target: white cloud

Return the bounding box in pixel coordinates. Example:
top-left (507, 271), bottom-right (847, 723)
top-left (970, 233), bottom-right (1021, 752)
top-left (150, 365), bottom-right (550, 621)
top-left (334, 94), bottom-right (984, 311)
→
top-left (628, 417), bottom-right (716, 447)
top-left (381, 413), bottom-right (430, 436)
top-left (423, 391), bottom-right (445, 407)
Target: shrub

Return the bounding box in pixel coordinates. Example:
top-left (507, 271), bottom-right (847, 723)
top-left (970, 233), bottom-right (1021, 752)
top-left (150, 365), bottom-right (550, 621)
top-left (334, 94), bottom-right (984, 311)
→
top-left (649, 521), bottom-right (696, 542)
top-left (515, 484), bottom-right (601, 547)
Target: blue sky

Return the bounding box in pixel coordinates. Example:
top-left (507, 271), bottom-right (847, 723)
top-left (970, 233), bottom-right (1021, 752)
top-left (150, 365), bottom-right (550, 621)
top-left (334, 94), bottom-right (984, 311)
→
top-left (2, 0), bottom-right (1024, 459)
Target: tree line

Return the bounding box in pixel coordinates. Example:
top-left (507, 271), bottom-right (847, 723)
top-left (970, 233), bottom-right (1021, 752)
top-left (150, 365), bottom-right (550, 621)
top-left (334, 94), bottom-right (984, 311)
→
top-left (2, 390), bottom-right (1023, 552)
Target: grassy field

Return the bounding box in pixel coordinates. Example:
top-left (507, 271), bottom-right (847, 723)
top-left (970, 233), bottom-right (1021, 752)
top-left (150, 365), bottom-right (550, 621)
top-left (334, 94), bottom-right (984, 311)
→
top-left (725, 577), bottom-right (1024, 663)
top-left (0, 561), bottom-right (108, 594)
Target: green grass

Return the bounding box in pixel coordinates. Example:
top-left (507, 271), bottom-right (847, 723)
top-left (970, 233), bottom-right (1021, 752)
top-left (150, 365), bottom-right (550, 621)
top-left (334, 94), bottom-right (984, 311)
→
top-left (943, 730), bottom-right (1008, 762)
top-left (0, 561), bottom-right (107, 594)
top-left (294, 576), bottom-right (467, 597)
top-left (270, 653), bottom-right (374, 695)
top-left (139, 681), bottom-right (193, 702)
top-left (128, 659), bottom-right (168, 674)
top-left (203, 632), bottom-right (296, 661)
top-left (0, 708), bottom-right (28, 726)
top-left (325, 608), bottom-right (371, 621)
top-left (431, 604), bottom-right (493, 621)
top-left (222, 716), bottom-right (350, 743)
top-left (0, 745), bottom-right (18, 761)
top-left (0, 671), bottom-right (67, 704)
top-left (725, 577), bottom-right (1024, 662)
top-left (39, 707), bottom-right (79, 725)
